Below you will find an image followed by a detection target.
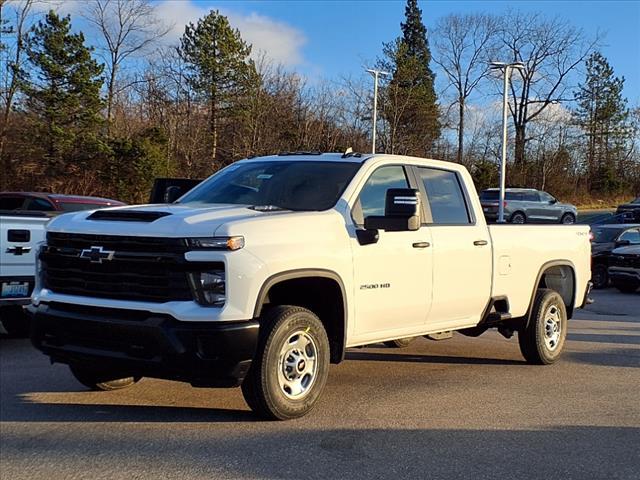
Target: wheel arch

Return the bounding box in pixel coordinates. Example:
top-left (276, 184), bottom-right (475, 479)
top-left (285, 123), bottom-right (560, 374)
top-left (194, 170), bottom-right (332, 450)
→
top-left (526, 260), bottom-right (577, 323)
top-left (253, 269), bottom-right (347, 364)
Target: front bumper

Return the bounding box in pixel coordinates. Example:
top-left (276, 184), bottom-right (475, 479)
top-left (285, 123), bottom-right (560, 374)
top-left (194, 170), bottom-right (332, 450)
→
top-left (608, 267), bottom-right (640, 285)
top-left (30, 302), bottom-right (259, 387)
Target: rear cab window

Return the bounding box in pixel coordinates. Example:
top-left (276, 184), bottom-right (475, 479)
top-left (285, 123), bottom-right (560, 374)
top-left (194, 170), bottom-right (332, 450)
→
top-left (417, 167), bottom-right (471, 225)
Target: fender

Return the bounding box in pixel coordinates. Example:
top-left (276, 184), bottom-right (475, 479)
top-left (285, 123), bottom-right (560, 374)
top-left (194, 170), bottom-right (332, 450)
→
top-left (253, 268), bottom-right (348, 363)
top-left (524, 260), bottom-right (577, 325)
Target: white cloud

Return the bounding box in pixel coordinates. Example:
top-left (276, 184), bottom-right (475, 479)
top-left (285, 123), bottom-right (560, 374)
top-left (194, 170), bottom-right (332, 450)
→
top-left (155, 0), bottom-right (307, 67)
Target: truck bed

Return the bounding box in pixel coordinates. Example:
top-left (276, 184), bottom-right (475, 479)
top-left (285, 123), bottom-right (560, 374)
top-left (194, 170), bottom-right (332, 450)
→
top-left (488, 224), bottom-right (591, 317)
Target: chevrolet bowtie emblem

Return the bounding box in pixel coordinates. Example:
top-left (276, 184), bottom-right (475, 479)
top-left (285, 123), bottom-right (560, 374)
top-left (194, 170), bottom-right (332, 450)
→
top-left (80, 246), bottom-right (115, 263)
top-left (6, 246), bottom-right (31, 256)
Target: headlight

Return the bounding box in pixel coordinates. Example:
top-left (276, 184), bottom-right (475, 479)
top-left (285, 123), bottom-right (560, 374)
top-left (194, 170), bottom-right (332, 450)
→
top-left (188, 269), bottom-right (226, 306)
top-left (187, 236), bottom-right (244, 251)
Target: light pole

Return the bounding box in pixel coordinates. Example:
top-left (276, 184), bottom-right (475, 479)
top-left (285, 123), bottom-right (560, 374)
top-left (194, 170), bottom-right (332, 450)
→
top-left (490, 61), bottom-right (525, 223)
top-left (366, 68), bottom-right (389, 154)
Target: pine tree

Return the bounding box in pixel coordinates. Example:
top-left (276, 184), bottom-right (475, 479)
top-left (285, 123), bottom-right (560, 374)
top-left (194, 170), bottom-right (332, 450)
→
top-left (21, 11), bottom-right (105, 180)
top-left (574, 51), bottom-right (629, 194)
top-left (179, 10), bottom-right (255, 167)
top-left (379, 0), bottom-right (440, 155)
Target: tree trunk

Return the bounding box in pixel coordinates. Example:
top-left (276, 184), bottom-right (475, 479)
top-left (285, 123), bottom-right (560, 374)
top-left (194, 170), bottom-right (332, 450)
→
top-left (210, 93), bottom-right (217, 165)
top-left (106, 64), bottom-right (117, 137)
top-left (514, 124), bottom-right (526, 166)
top-left (457, 97), bottom-right (464, 164)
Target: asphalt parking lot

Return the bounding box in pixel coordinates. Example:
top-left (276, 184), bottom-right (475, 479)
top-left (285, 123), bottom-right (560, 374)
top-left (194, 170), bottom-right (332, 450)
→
top-left (1, 289), bottom-right (638, 480)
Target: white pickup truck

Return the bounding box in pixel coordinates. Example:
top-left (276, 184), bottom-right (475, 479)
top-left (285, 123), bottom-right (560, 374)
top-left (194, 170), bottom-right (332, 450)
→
top-left (0, 212), bottom-right (49, 336)
top-left (30, 153), bottom-right (592, 419)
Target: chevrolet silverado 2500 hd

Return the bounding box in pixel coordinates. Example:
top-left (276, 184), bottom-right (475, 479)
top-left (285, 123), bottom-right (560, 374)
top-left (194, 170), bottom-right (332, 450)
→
top-left (30, 153), bottom-right (592, 419)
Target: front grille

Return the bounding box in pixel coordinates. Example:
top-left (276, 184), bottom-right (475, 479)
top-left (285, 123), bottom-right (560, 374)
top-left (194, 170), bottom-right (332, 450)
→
top-left (42, 233), bottom-right (221, 303)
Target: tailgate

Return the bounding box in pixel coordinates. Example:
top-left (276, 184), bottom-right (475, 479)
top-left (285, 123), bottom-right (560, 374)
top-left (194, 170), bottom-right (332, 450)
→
top-left (0, 215), bottom-right (49, 278)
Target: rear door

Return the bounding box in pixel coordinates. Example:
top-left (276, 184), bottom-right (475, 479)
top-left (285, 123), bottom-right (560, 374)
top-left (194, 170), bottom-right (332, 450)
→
top-left (413, 166), bottom-right (492, 330)
top-left (349, 164), bottom-right (433, 343)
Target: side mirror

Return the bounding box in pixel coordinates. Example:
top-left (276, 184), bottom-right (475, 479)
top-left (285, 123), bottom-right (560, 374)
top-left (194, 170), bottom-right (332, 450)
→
top-left (549, 199), bottom-right (557, 204)
top-left (364, 188), bottom-right (421, 232)
top-left (616, 239), bottom-right (631, 247)
top-left (164, 186), bottom-right (182, 203)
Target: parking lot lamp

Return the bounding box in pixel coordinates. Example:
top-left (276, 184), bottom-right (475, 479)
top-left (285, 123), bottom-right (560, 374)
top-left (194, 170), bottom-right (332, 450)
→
top-left (366, 68), bottom-right (390, 154)
top-left (490, 61), bottom-right (526, 223)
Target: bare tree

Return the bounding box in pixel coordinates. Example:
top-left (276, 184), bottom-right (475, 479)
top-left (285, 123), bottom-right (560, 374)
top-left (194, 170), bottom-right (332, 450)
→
top-left (0, 0), bottom-right (34, 189)
top-left (433, 13), bottom-right (499, 163)
top-left (498, 11), bottom-right (598, 171)
top-left (83, 0), bottom-right (170, 135)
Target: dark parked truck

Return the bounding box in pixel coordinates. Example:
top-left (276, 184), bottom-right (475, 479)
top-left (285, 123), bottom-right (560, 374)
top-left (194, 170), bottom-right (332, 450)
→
top-left (30, 153), bottom-right (592, 419)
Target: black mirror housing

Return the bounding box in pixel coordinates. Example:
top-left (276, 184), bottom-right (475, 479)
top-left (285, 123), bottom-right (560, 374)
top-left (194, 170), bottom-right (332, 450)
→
top-left (164, 186), bottom-right (182, 203)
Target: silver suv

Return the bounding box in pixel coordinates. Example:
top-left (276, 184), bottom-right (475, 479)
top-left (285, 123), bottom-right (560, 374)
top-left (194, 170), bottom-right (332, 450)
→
top-left (480, 188), bottom-right (577, 224)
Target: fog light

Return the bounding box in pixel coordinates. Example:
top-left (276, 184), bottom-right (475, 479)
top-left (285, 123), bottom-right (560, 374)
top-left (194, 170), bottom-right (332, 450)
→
top-left (188, 270), bottom-right (226, 306)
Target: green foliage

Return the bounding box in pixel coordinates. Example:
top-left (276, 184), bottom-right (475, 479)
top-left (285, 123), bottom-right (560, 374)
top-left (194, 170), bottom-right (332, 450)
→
top-left (105, 127), bottom-right (170, 203)
top-left (20, 11), bottom-right (105, 180)
top-left (179, 10), bottom-right (256, 165)
top-left (471, 159), bottom-right (498, 192)
top-left (574, 51), bottom-right (630, 194)
top-left (379, 0), bottom-right (440, 155)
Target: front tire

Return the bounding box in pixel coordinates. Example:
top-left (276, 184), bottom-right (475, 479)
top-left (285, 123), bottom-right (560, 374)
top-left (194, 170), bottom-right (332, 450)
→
top-left (69, 365), bottom-right (141, 391)
top-left (561, 213), bottom-right (576, 224)
top-left (510, 212), bottom-right (526, 224)
top-left (242, 306), bottom-right (330, 420)
top-left (518, 289), bottom-right (567, 365)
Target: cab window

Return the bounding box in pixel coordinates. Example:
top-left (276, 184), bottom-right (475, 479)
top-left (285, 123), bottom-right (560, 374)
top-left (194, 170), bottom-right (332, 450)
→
top-left (352, 165), bottom-right (409, 226)
top-left (0, 196), bottom-right (25, 210)
top-left (26, 197), bottom-right (55, 211)
top-left (418, 167), bottom-right (471, 225)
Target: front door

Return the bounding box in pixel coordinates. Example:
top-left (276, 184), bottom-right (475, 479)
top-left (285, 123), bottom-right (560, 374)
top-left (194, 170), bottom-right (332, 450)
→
top-left (349, 165), bottom-right (433, 344)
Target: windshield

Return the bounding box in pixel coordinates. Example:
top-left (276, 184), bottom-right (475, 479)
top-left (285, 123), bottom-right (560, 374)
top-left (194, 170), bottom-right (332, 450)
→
top-left (632, 198), bottom-right (640, 204)
top-left (592, 227), bottom-right (623, 243)
top-left (178, 160), bottom-right (361, 211)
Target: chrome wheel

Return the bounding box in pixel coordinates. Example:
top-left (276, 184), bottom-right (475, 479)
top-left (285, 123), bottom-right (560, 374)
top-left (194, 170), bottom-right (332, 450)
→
top-left (277, 331), bottom-right (318, 400)
top-left (543, 304), bottom-right (562, 351)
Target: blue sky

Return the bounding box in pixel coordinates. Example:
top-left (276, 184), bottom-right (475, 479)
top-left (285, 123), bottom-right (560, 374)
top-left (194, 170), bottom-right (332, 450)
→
top-left (14, 0), bottom-right (640, 105)
top-left (181, 0), bottom-right (640, 105)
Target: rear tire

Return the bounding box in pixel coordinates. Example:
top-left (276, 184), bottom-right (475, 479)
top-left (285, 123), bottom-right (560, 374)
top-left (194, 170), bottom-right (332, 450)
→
top-left (0, 306), bottom-right (30, 337)
top-left (69, 365), bottom-right (141, 391)
top-left (384, 337), bottom-right (416, 348)
top-left (561, 213), bottom-right (576, 224)
top-left (510, 212), bottom-right (526, 224)
top-left (241, 306), bottom-right (330, 420)
top-left (518, 289), bottom-right (567, 365)
top-left (591, 264), bottom-right (608, 289)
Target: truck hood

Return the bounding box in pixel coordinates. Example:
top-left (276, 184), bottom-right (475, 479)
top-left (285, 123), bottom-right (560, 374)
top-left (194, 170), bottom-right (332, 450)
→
top-left (46, 203), bottom-right (298, 237)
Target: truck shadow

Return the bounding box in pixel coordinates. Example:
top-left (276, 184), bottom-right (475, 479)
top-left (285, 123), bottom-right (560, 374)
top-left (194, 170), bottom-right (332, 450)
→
top-left (345, 351), bottom-right (525, 365)
top-left (5, 397), bottom-right (255, 423)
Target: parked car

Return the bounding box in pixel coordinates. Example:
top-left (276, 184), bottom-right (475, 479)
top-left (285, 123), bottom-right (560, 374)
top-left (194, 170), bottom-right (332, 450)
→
top-left (479, 188), bottom-right (577, 224)
top-left (30, 152), bottom-right (591, 420)
top-left (608, 245), bottom-right (640, 293)
top-left (0, 192), bottom-right (123, 336)
top-left (590, 224), bottom-right (640, 288)
top-left (616, 197), bottom-right (640, 222)
top-left (0, 192), bottom-right (124, 212)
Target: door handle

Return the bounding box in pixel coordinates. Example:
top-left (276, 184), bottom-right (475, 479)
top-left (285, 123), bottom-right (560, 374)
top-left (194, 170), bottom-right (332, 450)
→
top-left (412, 242), bottom-right (430, 248)
top-left (473, 240), bottom-right (488, 246)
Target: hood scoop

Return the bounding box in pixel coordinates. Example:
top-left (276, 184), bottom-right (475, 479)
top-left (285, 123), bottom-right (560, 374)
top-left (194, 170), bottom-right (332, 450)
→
top-left (87, 210), bottom-right (171, 222)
